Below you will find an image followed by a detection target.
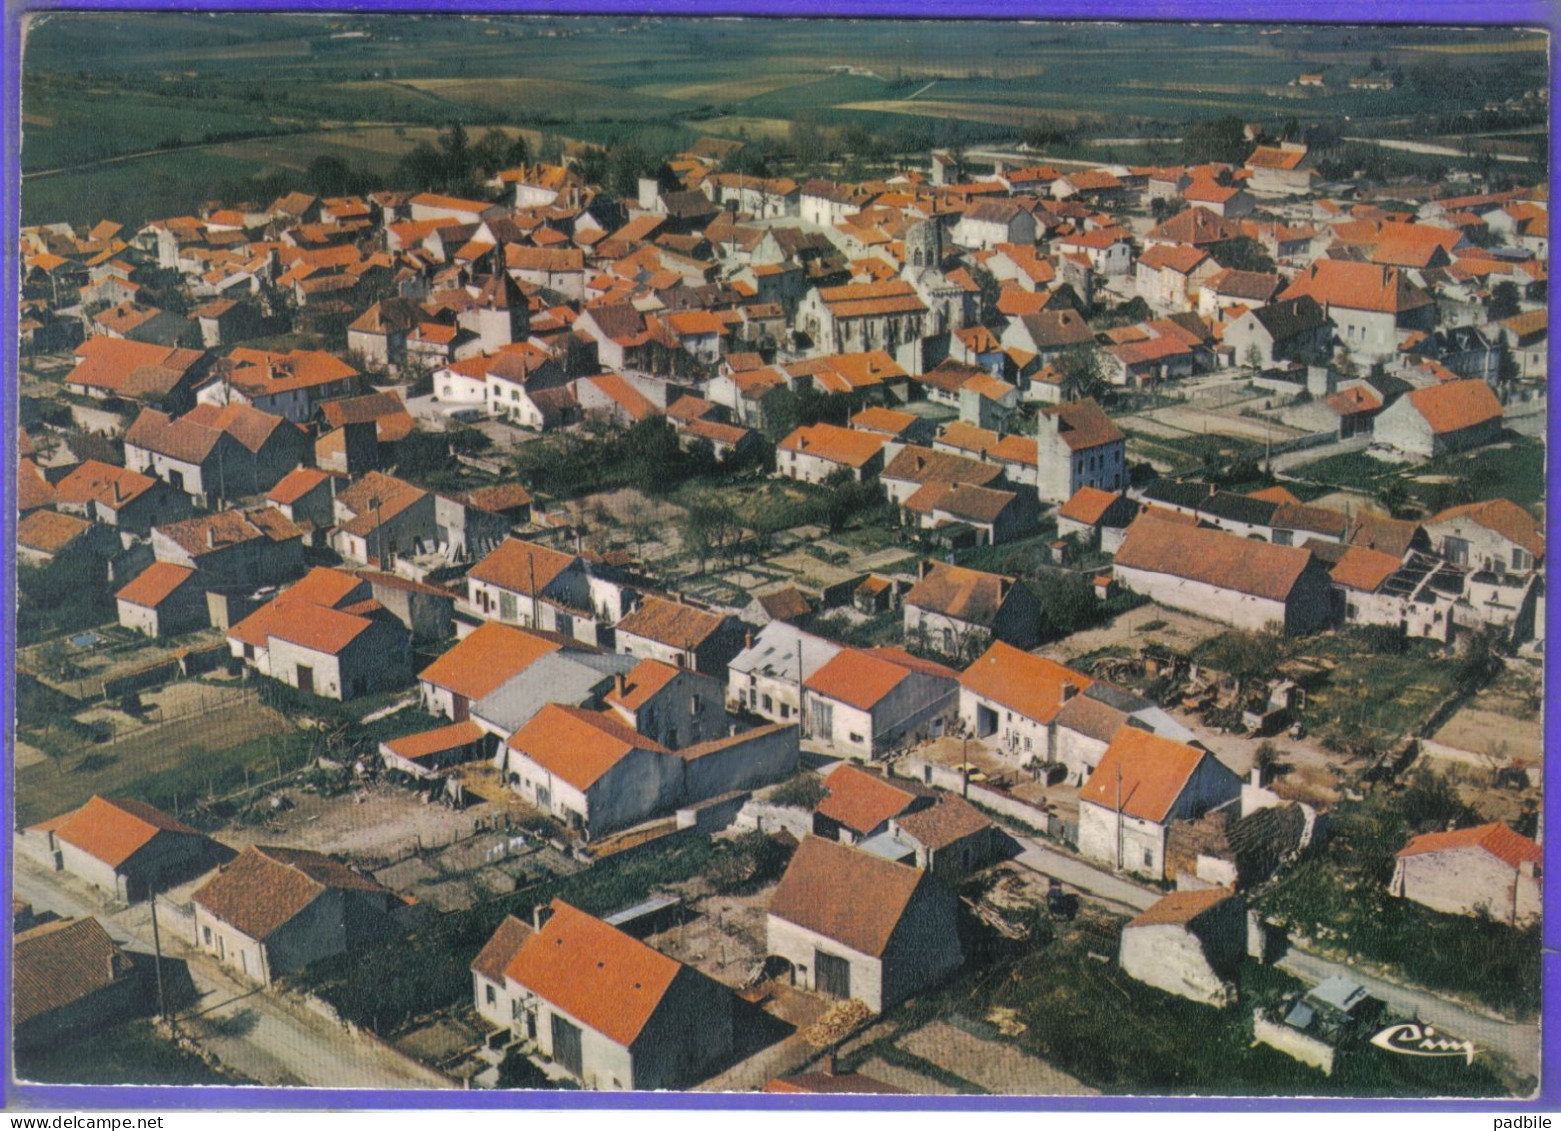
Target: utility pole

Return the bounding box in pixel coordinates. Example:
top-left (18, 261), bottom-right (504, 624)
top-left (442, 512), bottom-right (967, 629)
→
top-left (1115, 759), bottom-right (1124, 872)
top-left (149, 889), bottom-right (168, 1022)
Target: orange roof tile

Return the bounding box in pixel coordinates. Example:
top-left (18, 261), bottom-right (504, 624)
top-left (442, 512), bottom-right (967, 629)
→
top-left (266, 467), bottom-right (335, 507)
top-left (469, 538), bottom-right (579, 597)
top-left (418, 622), bottom-right (562, 701)
top-left (1401, 380), bottom-right (1503, 436)
top-left (1080, 728), bottom-right (1211, 822)
top-left (1128, 887), bottom-right (1236, 928)
top-left (960, 641), bottom-right (1092, 725)
top-left (768, 837), bottom-right (927, 958)
top-left (816, 764), bottom-right (924, 835)
top-left (470, 915), bottom-right (535, 984)
top-left (31, 796), bottom-right (205, 868)
top-left (17, 510), bottom-right (92, 554)
top-left (383, 719), bottom-right (486, 762)
top-left (1057, 486), bottom-right (1123, 525)
top-left (606, 658), bottom-right (683, 712)
top-left (1397, 822), bottom-right (1541, 871)
top-left (1115, 517), bottom-right (1313, 602)
top-left (1328, 546), bottom-right (1404, 593)
top-left (506, 704), bottom-right (669, 792)
top-left (115, 562), bottom-right (198, 608)
top-left (1279, 260), bottom-right (1433, 315)
top-left (504, 900), bottom-right (683, 1047)
top-left (778, 423), bottom-right (885, 469)
top-left (15, 918), bottom-right (134, 1027)
top-left (804, 648), bottom-right (912, 711)
top-left (193, 845), bottom-right (393, 941)
top-left (1428, 497), bottom-right (1544, 560)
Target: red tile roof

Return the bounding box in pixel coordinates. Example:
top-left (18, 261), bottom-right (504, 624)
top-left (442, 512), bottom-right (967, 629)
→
top-left (1058, 486), bottom-right (1122, 525)
top-left (606, 658), bottom-right (683, 712)
top-left (31, 796), bottom-right (206, 868)
top-left (617, 596), bottom-right (725, 651)
top-left (507, 704), bottom-right (669, 791)
top-left (778, 422), bottom-right (887, 469)
top-left (1400, 380), bottom-right (1503, 437)
top-left (1128, 887), bottom-right (1235, 928)
top-left (816, 765), bottom-right (923, 835)
top-left (193, 845), bottom-right (393, 941)
top-left (1328, 546), bottom-right (1404, 593)
top-left (504, 900), bottom-right (684, 1046)
top-left (471, 914), bottom-right (536, 984)
top-left (1398, 822), bottom-right (1541, 871)
top-left (266, 467), bottom-right (335, 506)
top-left (469, 538), bottom-right (579, 596)
top-left (768, 836), bottom-right (927, 958)
top-left (115, 561), bottom-right (199, 608)
top-left (383, 719), bottom-right (486, 762)
top-left (1079, 728), bottom-right (1211, 823)
top-left (17, 510), bottom-right (93, 554)
top-left (804, 648), bottom-right (912, 712)
top-left (1279, 260), bottom-right (1433, 315)
top-left (15, 918), bottom-right (134, 1027)
top-left (54, 460), bottom-right (160, 510)
top-left (1040, 399), bottom-right (1125, 452)
top-left (904, 562), bottom-right (1016, 626)
top-left (1428, 497), bottom-right (1544, 559)
top-left (960, 641), bottom-right (1093, 724)
top-left (418, 622), bottom-right (562, 701)
top-left (1115, 516), bottom-right (1315, 603)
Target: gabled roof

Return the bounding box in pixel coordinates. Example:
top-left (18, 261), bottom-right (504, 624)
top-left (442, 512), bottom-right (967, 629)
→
top-left (1244, 295), bottom-right (1328, 341)
top-left (193, 845), bottom-right (392, 941)
top-left (504, 900), bottom-right (685, 1047)
top-left (960, 641), bottom-right (1093, 725)
top-left (768, 836), bottom-right (928, 958)
top-left (15, 918), bottom-right (134, 1027)
top-left (894, 796), bottom-right (992, 851)
top-left (1398, 380), bottom-right (1503, 436)
top-left (506, 704), bottom-right (669, 792)
top-left (1115, 516), bottom-right (1315, 603)
top-left (817, 764), bottom-right (925, 835)
top-left (266, 467), bottom-right (335, 507)
top-left (418, 621), bottom-right (563, 701)
top-left (115, 561), bottom-right (199, 608)
top-left (606, 658), bottom-right (684, 712)
top-left (1012, 309), bottom-right (1093, 350)
top-left (30, 795), bottom-right (206, 868)
top-left (1427, 497), bottom-right (1544, 559)
top-left (778, 423), bottom-right (886, 469)
top-left (1057, 486), bottom-right (1124, 525)
top-left (804, 648), bottom-right (922, 712)
top-left (1138, 244), bottom-right (1210, 275)
top-left (17, 510), bottom-right (93, 554)
top-left (54, 460), bottom-right (160, 510)
top-left (1128, 886), bottom-right (1236, 929)
top-left (1279, 260), bottom-right (1433, 315)
top-left (471, 914), bottom-right (536, 984)
top-left (616, 596), bottom-right (726, 651)
top-left (468, 538), bottom-right (579, 597)
top-left (383, 719), bottom-right (486, 764)
top-left (904, 562), bottom-right (1016, 626)
top-left (1148, 208), bottom-right (1240, 247)
top-left (1039, 399), bottom-right (1125, 452)
top-left (882, 445), bottom-right (1006, 489)
top-left (1397, 822), bottom-right (1541, 871)
top-left (1079, 727), bottom-right (1212, 822)
top-left (1328, 546), bottom-right (1404, 593)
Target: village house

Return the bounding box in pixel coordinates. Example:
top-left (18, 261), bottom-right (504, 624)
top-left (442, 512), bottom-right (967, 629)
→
top-left (874, 796), bottom-right (1002, 879)
top-left (115, 560), bottom-right (208, 637)
top-left (954, 200), bottom-right (1038, 251)
top-left (1278, 261), bottom-right (1435, 361)
top-left (417, 620), bottom-right (566, 722)
top-left (16, 510), bottom-right (113, 565)
top-left (195, 348), bottom-right (362, 423)
top-left (1119, 887), bottom-right (1246, 1006)
top-left (466, 538), bottom-right (598, 643)
top-left (1112, 516), bottom-right (1336, 634)
top-left (767, 836), bottom-right (963, 1014)
top-left (1056, 486), bottom-right (1139, 552)
top-left (776, 422), bottom-right (887, 485)
top-left (1197, 268), bottom-right (1283, 320)
top-left (379, 719), bottom-right (489, 779)
top-left (52, 459), bottom-right (190, 535)
top-left (264, 467), bottom-right (341, 532)
top-left (803, 646), bottom-right (960, 759)
top-left (957, 640), bottom-right (1093, 766)
top-left (14, 919), bottom-right (140, 1052)
top-left (124, 403), bottom-right (308, 508)
top-left (904, 561), bottom-right (1044, 652)
top-left (192, 845), bottom-right (405, 985)
top-left (812, 763), bottom-right (932, 844)
top-left (1391, 822), bottom-right (1541, 927)
top-left (1244, 143), bottom-right (1313, 196)
top-left (64, 337), bottom-right (210, 413)
top-left (615, 596), bottom-right (748, 676)
top-left (1373, 379), bottom-right (1505, 460)
top-left (151, 507), bottom-right (306, 588)
top-left (932, 422), bottom-right (1039, 488)
top-left (1000, 309), bottom-right (1095, 364)
top-left (331, 471), bottom-right (508, 568)
top-left (603, 658), bottom-right (728, 750)
top-left (1036, 398), bottom-right (1127, 504)
top-left (1077, 728), bottom-right (1243, 879)
top-left (1221, 296), bottom-right (1332, 369)
top-left (227, 567), bottom-right (413, 700)
top-left (1135, 244), bottom-right (1218, 313)
top-left (478, 900), bottom-right (736, 1091)
top-left (727, 621), bottom-right (843, 727)
top-left (1422, 498), bottom-right (1545, 575)
top-left (28, 795), bottom-right (225, 903)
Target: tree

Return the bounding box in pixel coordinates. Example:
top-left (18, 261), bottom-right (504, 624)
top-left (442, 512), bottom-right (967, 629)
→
top-left (471, 128), bottom-right (524, 178)
top-left (1377, 478), bottom-right (1411, 517)
top-left (1486, 281), bottom-right (1522, 322)
top-left (1197, 626), bottom-right (1288, 696)
top-left (970, 265), bottom-right (1005, 329)
top-left (1182, 114), bottom-right (1249, 165)
top-left (1055, 346), bottom-right (1107, 403)
top-left (1211, 237), bottom-right (1277, 275)
top-left (1243, 343), bottom-right (1265, 372)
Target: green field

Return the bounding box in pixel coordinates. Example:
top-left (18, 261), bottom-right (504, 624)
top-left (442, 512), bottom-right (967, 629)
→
top-left (21, 14), bottom-right (1547, 227)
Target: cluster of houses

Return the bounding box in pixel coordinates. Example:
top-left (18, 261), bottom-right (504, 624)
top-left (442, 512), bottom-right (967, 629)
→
top-left (15, 128), bottom-right (1547, 1090)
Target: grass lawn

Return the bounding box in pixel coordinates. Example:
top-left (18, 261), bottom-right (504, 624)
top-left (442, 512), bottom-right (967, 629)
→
top-left (16, 702), bottom-right (309, 827)
top-left (1290, 433), bottom-right (1545, 515)
top-left (1290, 632), bottom-right (1462, 749)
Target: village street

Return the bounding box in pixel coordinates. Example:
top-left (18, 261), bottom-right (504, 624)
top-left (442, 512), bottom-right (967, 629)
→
top-left (1003, 832), bottom-right (1540, 1080)
top-left (12, 847), bottom-right (453, 1090)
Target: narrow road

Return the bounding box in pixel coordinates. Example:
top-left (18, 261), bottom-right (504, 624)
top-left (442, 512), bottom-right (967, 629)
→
top-left (1002, 830), bottom-right (1539, 1077)
top-left (13, 846), bottom-right (453, 1090)
top-left (1343, 136), bottom-right (1537, 164)
top-left (1276, 949), bottom-right (1538, 1077)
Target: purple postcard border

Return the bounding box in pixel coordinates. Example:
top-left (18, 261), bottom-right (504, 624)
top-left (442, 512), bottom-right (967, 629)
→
top-left (1, 0), bottom-right (1555, 1113)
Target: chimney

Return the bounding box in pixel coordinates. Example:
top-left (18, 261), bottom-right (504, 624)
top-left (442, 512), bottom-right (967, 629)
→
top-left (615, 673), bottom-right (627, 698)
top-left (207, 524), bottom-right (217, 550)
top-left (745, 631), bottom-right (754, 650)
top-left (533, 903), bottom-right (555, 931)
top-left (822, 1054), bottom-right (837, 1077)
top-left (919, 559), bottom-right (932, 580)
top-left (1061, 680), bottom-right (1078, 703)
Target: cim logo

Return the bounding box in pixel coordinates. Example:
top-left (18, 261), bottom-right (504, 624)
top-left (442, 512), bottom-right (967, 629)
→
top-left (1369, 1022), bottom-right (1477, 1065)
